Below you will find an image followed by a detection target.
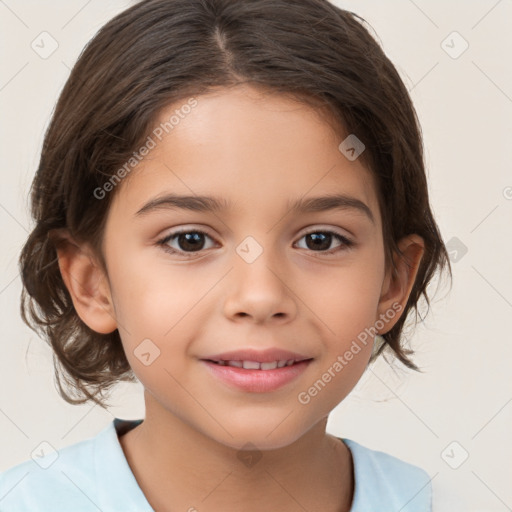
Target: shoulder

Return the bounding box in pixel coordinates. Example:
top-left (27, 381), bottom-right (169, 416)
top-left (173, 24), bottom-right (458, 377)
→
top-left (0, 418), bottom-right (150, 512)
top-left (0, 422), bottom-right (109, 512)
top-left (342, 438), bottom-right (432, 512)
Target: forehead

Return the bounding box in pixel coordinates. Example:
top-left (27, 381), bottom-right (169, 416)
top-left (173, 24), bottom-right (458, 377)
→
top-left (111, 85), bottom-right (379, 224)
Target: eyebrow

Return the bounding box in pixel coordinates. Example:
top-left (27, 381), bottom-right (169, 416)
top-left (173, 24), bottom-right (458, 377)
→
top-left (134, 193), bottom-right (375, 224)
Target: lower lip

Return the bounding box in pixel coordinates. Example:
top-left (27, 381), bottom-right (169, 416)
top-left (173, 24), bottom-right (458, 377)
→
top-left (201, 360), bottom-right (312, 393)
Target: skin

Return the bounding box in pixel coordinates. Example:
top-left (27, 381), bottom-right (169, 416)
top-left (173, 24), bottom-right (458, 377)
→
top-left (56, 84), bottom-right (424, 512)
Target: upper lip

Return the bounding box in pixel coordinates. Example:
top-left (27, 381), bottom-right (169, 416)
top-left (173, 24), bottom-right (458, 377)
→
top-left (201, 348), bottom-right (313, 363)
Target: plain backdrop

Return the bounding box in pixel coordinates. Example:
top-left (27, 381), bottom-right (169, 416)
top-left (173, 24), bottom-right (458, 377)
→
top-left (1, 1), bottom-right (511, 511)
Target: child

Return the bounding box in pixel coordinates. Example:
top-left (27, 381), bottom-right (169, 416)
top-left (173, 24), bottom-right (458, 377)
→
top-left (0, 0), bottom-right (451, 510)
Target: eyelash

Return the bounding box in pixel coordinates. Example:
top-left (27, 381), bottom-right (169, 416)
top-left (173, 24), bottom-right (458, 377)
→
top-left (156, 228), bottom-right (354, 258)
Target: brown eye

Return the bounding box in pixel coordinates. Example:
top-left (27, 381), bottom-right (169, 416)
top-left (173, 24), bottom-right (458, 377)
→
top-left (158, 229), bottom-right (216, 256)
top-left (295, 230), bottom-right (353, 254)
top-left (173, 232), bottom-right (206, 252)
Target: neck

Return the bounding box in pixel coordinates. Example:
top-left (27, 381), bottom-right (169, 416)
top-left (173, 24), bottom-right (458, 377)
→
top-left (119, 394), bottom-right (354, 512)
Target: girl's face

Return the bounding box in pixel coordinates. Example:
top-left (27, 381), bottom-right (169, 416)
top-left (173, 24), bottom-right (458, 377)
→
top-left (99, 84), bottom-right (410, 449)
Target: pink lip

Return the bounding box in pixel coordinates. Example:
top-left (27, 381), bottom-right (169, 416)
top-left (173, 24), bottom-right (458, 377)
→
top-left (202, 347), bottom-right (311, 363)
top-left (201, 359), bottom-right (313, 393)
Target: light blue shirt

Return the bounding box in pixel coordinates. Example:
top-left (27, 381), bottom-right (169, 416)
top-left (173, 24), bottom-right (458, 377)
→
top-left (0, 418), bottom-right (432, 511)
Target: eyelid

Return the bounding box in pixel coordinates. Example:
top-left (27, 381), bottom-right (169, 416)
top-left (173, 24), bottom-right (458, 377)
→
top-left (158, 224), bottom-right (216, 239)
top-left (298, 225), bottom-right (352, 240)
top-left (158, 226), bottom-right (217, 246)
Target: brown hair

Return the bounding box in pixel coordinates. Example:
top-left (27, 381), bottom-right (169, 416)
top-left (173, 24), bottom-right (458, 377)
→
top-left (19, 0), bottom-right (452, 408)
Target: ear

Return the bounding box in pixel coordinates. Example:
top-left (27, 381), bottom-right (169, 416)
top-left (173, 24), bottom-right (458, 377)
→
top-left (376, 234), bottom-right (425, 334)
top-left (53, 230), bottom-right (117, 334)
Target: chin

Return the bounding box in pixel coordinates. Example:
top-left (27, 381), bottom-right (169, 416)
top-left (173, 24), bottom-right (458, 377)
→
top-left (205, 422), bottom-right (309, 453)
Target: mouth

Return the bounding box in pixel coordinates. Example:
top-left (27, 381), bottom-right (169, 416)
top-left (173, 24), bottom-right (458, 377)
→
top-left (203, 358), bottom-right (313, 370)
top-left (200, 358), bottom-right (314, 393)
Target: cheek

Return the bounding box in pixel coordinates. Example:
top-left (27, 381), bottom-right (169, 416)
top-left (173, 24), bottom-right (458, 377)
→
top-left (301, 252), bottom-right (384, 400)
top-left (309, 255), bottom-right (384, 331)
top-left (106, 245), bottom-right (202, 368)
top-left (107, 239), bottom-right (178, 326)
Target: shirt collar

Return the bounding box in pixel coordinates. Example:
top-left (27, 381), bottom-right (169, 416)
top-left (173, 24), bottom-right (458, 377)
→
top-left (94, 418), bottom-right (153, 511)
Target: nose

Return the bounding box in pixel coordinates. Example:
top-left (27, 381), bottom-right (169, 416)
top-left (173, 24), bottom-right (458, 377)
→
top-left (222, 244), bottom-right (298, 324)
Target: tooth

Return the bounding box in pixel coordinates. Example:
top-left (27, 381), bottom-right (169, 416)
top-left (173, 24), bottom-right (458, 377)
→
top-left (217, 359), bottom-right (299, 370)
top-left (242, 360), bottom-right (261, 370)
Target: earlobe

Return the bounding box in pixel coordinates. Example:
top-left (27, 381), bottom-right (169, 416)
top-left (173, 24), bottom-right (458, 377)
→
top-left (53, 231), bottom-right (117, 334)
top-left (377, 234), bottom-right (425, 333)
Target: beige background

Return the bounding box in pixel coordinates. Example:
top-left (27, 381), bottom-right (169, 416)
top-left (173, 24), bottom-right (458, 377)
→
top-left (1, 1), bottom-right (511, 510)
